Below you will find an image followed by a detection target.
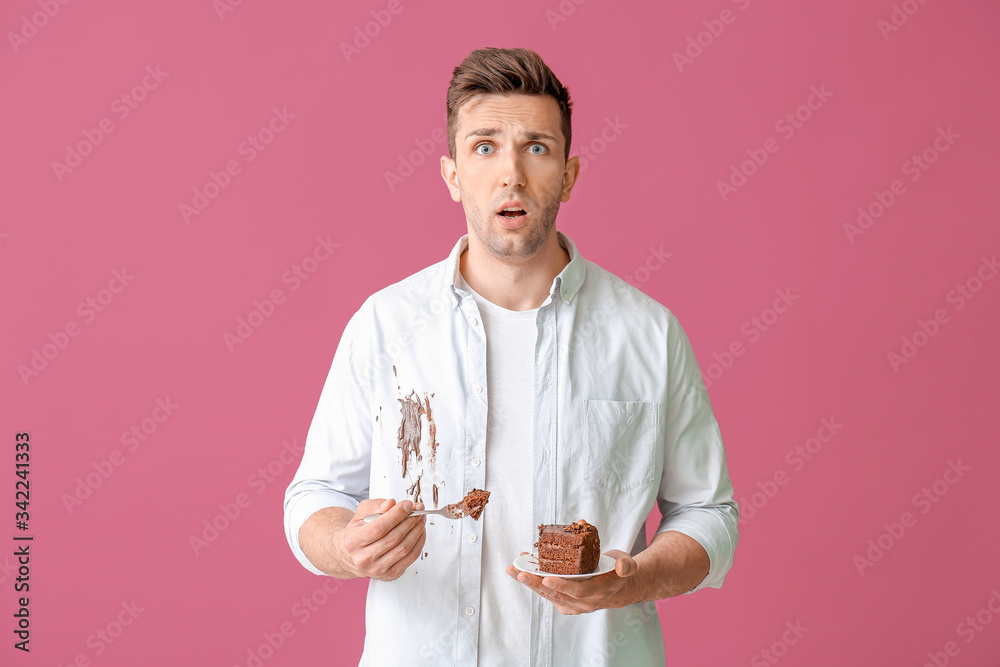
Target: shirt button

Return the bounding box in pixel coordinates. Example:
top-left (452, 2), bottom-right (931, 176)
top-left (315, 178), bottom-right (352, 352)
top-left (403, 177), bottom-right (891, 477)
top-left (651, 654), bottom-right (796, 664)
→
top-left (465, 606), bottom-right (476, 616)
top-left (468, 533), bottom-right (477, 542)
top-left (470, 318), bottom-right (479, 327)
top-left (473, 384), bottom-right (483, 394)
top-left (471, 457), bottom-right (481, 467)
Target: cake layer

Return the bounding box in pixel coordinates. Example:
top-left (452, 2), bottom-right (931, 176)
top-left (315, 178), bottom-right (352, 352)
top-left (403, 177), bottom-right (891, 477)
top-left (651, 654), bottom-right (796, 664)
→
top-left (446, 488), bottom-right (491, 520)
top-left (535, 520), bottom-right (600, 574)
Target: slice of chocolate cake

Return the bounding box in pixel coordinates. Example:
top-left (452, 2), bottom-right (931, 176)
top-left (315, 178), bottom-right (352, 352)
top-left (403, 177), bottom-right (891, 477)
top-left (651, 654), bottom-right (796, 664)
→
top-left (535, 520), bottom-right (600, 575)
top-left (446, 488), bottom-right (491, 520)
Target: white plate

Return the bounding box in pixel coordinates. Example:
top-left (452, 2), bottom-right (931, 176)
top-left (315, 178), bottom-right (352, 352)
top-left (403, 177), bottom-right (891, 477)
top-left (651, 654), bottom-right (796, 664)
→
top-left (512, 553), bottom-right (616, 581)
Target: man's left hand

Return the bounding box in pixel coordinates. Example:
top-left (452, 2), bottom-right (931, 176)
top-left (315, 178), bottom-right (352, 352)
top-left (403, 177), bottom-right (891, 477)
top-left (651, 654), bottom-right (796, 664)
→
top-left (504, 549), bottom-right (639, 615)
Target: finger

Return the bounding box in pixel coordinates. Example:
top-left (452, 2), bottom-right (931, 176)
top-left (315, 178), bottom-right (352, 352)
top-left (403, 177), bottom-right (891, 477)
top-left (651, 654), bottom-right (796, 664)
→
top-left (541, 576), bottom-right (593, 602)
top-left (515, 570), bottom-right (544, 587)
top-left (357, 499), bottom-right (414, 546)
top-left (356, 497), bottom-right (392, 516)
top-left (542, 576), bottom-right (570, 593)
top-left (601, 550), bottom-right (636, 578)
top-left (614, 556), bottom-right (636, 578)
top-left (384, 521), bottom-right (428, 579)
top-left (351, 498), bottom-right (396, 531)
top-left (375, 516), bottom-right (427, 578)
top-left (372, 508), bottom-right (425, 563)
top-left (526, 579), bottom-right (577, 611)
top-left (515, 572), bottom-right (571, 603)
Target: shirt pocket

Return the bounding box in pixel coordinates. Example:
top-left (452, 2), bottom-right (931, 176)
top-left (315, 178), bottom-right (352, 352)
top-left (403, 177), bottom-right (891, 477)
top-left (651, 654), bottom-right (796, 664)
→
top-left (583, 399), bottom-right (659, 493)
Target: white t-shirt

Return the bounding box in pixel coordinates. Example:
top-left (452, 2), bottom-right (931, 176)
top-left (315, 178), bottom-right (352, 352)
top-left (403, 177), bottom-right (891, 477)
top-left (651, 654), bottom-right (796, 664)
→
top-left (460, 271), bottom-right (537, 666)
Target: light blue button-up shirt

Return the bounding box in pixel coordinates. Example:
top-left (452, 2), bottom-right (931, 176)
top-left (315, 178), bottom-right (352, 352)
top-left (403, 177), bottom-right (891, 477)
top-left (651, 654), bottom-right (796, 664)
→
top-left (283, 231), bottom-right (739, 666)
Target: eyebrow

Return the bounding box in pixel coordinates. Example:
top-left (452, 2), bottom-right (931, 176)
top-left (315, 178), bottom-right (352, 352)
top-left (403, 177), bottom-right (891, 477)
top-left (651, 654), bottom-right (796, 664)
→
top-left (464, 127), bottom-right (559, 144)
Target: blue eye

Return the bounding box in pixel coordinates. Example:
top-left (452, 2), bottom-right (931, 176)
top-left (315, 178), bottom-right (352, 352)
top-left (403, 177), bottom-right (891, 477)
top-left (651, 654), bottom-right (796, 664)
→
top-left (529, 144), bottom-right (547, 154)
top-left (475, 144), bottom-right (493, 155)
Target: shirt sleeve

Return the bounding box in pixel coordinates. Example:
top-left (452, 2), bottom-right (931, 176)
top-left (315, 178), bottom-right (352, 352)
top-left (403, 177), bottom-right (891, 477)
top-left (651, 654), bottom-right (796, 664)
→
top-left (654, 312), bottom-right (739, 593)
top-left (283, 300), bottom-right (374, 576)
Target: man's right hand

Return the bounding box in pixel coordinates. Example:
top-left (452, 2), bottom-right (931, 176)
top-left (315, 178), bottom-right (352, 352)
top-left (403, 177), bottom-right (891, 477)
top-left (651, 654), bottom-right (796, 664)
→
top-left (340, 498), bottom-right (427, 581)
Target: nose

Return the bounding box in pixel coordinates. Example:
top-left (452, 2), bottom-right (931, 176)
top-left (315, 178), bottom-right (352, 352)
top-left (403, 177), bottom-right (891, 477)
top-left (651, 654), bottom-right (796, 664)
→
top-left (499, 149), bottom-right (526, 189)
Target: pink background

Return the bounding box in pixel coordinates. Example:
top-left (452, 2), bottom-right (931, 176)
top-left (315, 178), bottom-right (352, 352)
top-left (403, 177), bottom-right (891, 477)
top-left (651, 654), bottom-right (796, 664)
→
top-left (2, 0), bottom-right (999, 665)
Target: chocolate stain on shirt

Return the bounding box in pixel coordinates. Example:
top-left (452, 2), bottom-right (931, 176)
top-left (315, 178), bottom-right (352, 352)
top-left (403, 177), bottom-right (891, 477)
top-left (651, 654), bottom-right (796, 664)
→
top-left (423, 395), bottom-right (438, 459)
top-left (407, 475), bottom-right (422, 501)
top-left (397, 391), bottom-right (424, 479)
top-left (396, 388), bottom-right (442, 505)
top-left (393, 363), bottom-right (441, 505)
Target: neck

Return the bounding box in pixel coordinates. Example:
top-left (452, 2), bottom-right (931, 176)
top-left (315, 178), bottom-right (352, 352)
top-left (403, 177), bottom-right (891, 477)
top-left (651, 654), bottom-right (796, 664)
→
top-left (459, 232), bottom-right (571, 311)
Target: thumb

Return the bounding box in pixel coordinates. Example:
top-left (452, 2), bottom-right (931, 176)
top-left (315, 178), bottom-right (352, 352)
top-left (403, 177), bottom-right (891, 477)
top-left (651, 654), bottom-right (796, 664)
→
top-left (607, 550), bottom-right (636, 577)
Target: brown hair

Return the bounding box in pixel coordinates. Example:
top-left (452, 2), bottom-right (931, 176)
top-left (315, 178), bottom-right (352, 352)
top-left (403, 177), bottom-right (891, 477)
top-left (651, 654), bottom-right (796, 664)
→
top-left (446, 47), bottom-right (573, 162)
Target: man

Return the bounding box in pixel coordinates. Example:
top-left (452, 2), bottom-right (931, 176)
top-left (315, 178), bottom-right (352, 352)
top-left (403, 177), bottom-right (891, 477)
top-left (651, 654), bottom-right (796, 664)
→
top-left (283, 47), bottom-right (738, 666)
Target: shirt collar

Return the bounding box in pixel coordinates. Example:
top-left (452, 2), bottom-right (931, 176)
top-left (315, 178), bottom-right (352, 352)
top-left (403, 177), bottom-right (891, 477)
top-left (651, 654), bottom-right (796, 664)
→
top-left (446, 230), bottom-right (586, 308)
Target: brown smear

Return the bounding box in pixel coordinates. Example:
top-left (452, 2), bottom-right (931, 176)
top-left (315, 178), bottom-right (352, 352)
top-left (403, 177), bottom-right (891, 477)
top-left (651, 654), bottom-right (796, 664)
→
top-left (396, 391), bottom-right (423, 479)
top-left (396, 387), bottom-right (441, 505)
top-left (407, 474), bottom-right (422, 501)
top-left (422, 395), bottom-right (439, 466)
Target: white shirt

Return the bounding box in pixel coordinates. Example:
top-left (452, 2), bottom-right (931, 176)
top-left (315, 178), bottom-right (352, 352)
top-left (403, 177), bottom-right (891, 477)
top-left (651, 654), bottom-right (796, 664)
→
top-left (283, 231), bottom-right (739, 666)
top-left (459, 271), bottom-right (536, 666)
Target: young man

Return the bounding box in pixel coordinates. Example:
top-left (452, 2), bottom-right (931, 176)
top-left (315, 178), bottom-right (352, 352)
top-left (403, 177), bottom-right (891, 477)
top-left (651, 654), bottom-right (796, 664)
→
top-left (284, 47), bottom-right (739, 666)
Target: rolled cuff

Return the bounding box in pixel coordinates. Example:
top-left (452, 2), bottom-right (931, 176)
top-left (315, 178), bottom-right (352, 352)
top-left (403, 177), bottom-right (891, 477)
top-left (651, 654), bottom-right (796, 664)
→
top-left (283, 487), bottom-right (361, 576)
top-left (655, 503), bottom-right (738, 593)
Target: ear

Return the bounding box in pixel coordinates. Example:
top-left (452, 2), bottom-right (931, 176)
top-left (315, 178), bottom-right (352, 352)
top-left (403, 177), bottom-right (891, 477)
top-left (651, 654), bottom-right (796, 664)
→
top-left (441, 155), bottom-right (462, 202)
top-left (560, 155), bottom-right (581, 203)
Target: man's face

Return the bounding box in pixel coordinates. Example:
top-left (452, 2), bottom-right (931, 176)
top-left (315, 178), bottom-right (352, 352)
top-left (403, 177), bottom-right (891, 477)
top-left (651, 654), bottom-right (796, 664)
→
top-left (441, 93), bottom-right (580, 261)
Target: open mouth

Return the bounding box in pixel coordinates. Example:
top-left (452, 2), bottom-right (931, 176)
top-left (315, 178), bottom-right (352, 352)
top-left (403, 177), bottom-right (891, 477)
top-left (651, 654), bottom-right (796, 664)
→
top-left (497, 207), bottom-right (527, 219)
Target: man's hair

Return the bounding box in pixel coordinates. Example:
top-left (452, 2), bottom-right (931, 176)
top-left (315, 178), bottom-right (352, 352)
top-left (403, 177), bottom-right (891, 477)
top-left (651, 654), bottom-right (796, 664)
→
top-left (446, 47), bottom-right (573, 162)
